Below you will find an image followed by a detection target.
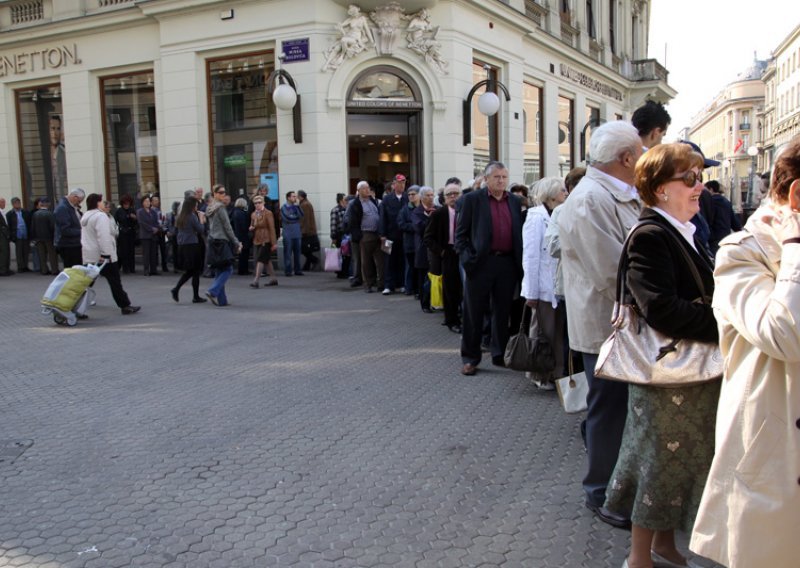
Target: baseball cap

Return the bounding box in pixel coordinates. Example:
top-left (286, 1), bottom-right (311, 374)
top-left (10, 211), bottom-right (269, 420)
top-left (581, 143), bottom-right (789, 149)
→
top-left (680, 140), bottom-right (720, 168)
top-left (393, 174), bottom-right (406, 182)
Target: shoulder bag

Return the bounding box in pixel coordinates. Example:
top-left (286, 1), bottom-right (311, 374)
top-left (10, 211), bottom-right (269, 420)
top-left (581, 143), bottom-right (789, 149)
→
top-left (504, 303), bottom-right (556, 373)
top-left (208, 238), bottom-right (234, 269)
top-left (594, 221), bottom-right (723, 387)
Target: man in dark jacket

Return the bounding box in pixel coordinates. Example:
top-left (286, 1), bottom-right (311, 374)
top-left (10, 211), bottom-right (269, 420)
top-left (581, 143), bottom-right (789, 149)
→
top-left (455, 161), bottom-right (523, 376)
top-left (706, 180), bottom-right (742, 254)
top-left (425, 181), bottom-right (463, 333)
top-left (380, 174), bottom-right (407, 294)
top-left (31, 197), bottom-right (58, 275)
top-left (6, 197), bottom-right (32, 272)
top-left (396, 185), bottom-right (420, 295)
top-left (54, 188), bottom-right (85, 268)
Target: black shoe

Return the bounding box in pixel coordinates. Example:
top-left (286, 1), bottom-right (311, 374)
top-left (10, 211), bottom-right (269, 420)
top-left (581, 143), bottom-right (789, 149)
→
top-left (491, 355), bottom-right (505, 368)
top-left (585, 502), bottom-right (631, 530)
top-left (76, 314), bottom-right (89, 320)
top-left (350, 279), bottom-right (362, 288)
top-left (294, 271), bottom-right (304, 276)
top-left (205, 292), bottom-right (219, 306)
top-left (170, 288), bottom-right (179, 303)
top-left (421, 308), bottom-right (433, 313)
top-left (192, 297), bottom-right (208, 303)
top-left (448, 325), bottom-right (462, 334)
top-left (121, 305), bottom-right (141, 315)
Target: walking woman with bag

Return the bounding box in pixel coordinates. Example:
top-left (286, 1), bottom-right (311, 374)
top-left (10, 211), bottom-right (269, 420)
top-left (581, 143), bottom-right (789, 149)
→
top-left (690, 136), bottom-right (800, 568)
top-left (205, 185), bottom-right (241, 306)
top-left (169, 196), bottom-right (207, 303)
top-left (602, 143), bottom-right (720, 568)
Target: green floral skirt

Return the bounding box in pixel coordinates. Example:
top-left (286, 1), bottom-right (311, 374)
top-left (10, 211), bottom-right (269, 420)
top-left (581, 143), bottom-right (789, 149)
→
top-left (604, 380), bottom-right (721, 532)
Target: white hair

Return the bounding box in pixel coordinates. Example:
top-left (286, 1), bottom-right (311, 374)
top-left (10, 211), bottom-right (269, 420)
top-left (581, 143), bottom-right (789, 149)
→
top-left (356, 180), bottom-right (370, 191)
top-left (532, 177), bottom-right (564, 206)
top-left (418, 186), bottom-right (434, 197)
top-left (588, 121), bottom-right (641, 165)
top-left (68, 187), bottom-right (86, 198)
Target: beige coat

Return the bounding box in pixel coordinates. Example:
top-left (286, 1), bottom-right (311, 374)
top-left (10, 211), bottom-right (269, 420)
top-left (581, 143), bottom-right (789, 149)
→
top-left (690, 209), bottom-right (800, 567)
top-left (556, 166), bottom-right (641, 353)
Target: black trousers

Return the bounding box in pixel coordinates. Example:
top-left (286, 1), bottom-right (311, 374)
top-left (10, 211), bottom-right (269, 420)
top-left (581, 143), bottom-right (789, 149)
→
top-left (441, 246), bottom-right (462, 326)
top-left (141, 239), bottom-right (158, 275)
top-left (383, 237), bottom-right (405, 290)
top-left (418, 269), bottom-right (430, 310)
top-left (301, 235), bottom-right (319, 269)
top-left (117, 232), bottom-right (136, 273)
top-left (157, 236), bottom-right (168, 270)
top-left (58, 246), bottom-right (83, 269)
top-left (461, 255), bottom-right (518, 365)
top-left (100, 261), bottom-right (131, 308)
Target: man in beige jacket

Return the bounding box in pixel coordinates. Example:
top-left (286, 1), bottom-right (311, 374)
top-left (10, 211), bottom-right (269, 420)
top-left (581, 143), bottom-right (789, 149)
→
top-left (557, 121), bottom-right (643, 528)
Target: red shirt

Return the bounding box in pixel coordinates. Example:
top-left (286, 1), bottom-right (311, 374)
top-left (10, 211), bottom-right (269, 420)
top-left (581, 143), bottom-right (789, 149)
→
top-left (489, 191), bottom-right (513, 253)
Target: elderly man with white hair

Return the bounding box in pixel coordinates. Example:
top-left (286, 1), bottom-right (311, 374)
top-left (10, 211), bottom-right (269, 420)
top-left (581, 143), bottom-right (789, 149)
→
top-left (557, 120), bottom-right (643, 529)
top-left (345, 181), bottom-right (383, 292)
top-left (54, 187), bottom-right (86, 268)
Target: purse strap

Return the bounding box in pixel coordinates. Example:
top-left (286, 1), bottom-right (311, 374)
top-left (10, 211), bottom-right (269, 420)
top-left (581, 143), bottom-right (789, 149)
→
top-left (615, 219), bottom-right (711, 311)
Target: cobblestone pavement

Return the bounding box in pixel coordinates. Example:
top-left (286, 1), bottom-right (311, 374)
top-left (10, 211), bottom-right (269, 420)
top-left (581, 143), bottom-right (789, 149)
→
top-left (0, 269), bottom-right (716, 567)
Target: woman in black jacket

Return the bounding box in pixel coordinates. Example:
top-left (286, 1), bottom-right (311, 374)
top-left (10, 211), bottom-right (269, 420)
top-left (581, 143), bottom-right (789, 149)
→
top-left (114, 194), bottom-right (138, 273)
top-left (605, 143), bottom-right (720, 568)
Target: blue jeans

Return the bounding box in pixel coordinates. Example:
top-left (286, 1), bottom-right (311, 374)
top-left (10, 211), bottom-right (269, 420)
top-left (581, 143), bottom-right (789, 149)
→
top-left (283, 238), bottom-right (301, 275)
top-left (207, 265), bottom-right (232, 305)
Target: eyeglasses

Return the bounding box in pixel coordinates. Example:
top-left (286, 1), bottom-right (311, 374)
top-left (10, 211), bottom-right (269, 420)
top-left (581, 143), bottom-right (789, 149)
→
top-left (215, 190), bottom-right (226, 195)
top-left (670, 170), bottom-right (703, 187)
top-left (445, 192), bottom-right (460, 197)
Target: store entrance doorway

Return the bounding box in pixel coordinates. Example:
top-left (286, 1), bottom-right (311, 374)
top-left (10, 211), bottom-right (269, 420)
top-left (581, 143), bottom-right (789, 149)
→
top-left (346, 111), bottom-right (421, 197)
top-left (345, 66), bottom-right (424, 196)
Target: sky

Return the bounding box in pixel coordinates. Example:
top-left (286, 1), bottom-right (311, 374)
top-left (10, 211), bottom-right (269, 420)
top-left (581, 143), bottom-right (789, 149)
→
top-left (648, 0), bottom-right (800, 141)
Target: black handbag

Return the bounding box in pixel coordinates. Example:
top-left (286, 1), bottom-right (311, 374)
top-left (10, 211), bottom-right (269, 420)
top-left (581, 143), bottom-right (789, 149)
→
top-left (504, 304), bottom-right (556, 373)
top-left (208, 239), bottom-right (234, 269)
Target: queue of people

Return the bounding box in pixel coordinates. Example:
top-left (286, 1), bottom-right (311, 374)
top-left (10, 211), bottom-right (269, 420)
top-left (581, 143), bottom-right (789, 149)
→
top-left (2, 105), bottom-right (798, 567)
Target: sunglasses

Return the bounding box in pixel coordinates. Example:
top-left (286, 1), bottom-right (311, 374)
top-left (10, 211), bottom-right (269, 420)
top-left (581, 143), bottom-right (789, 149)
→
top-left (670, 170), bottom-right (703, 187)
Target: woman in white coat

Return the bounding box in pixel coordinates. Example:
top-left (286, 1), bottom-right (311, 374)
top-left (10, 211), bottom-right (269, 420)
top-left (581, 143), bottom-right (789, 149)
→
top-left (80, 193), bottom-right (140, 315)
top-left (521, 177), bottom-right (568, 389)
top-left (690, 136), bottom-right (800, 567)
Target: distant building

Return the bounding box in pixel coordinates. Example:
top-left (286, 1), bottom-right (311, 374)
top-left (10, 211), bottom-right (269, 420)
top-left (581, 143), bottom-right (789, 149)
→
top-left (688, 58), bottom-right (767, 212)
top-left (759, 23), bottom-right (800, 175)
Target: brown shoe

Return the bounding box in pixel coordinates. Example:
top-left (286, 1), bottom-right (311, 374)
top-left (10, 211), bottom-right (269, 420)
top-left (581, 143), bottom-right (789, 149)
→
top-left (461, 363), bottom-right (477, 376)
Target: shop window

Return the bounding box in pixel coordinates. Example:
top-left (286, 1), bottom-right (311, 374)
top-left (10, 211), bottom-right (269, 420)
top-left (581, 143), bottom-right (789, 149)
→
top-left (558, 95), bottom-right (574, 177)
top-left (471, 60), bottom-right (500, 177)
top-left (15, 85), bottom-right (65, 207)
top-left (101, 72), bottom-right (158, 204)
top-left (523, 82), bottom-right (543, 185)
top-left (207, 51), bottom-right (276, 202)
top-left (584, 105), bottom-right (600, 162)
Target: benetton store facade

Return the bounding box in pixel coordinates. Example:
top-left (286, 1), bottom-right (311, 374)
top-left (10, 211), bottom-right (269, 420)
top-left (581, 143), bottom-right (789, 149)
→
top-left (0, 0), bottom-right (671, 238)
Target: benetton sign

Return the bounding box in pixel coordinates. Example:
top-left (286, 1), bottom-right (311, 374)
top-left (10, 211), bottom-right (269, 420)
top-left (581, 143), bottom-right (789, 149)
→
top-left (0, 44), bottom-right (82, 78)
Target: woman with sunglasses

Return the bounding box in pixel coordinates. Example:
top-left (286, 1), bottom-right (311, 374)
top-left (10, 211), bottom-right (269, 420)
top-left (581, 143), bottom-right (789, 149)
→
top-left (690, 136), bottom-right (800, 568)
top-left (205, 185), bottom-right (241, 306)
top-left (604, 143), bottom-right (720, 568)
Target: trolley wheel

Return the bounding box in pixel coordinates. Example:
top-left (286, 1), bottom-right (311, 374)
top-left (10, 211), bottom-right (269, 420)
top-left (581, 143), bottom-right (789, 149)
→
top-left (66, 318), bottom-right (78, 327)
top-left (53, 314), bottom-right (68, 325)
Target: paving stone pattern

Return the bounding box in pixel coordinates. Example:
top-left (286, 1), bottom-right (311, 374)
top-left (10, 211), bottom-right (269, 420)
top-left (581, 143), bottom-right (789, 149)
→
top-left (0, 270), bottom-right (712, 567)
